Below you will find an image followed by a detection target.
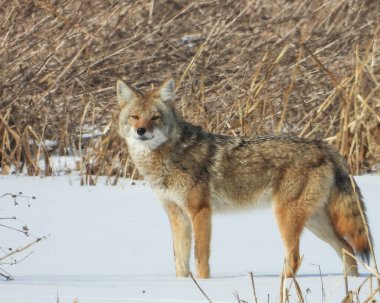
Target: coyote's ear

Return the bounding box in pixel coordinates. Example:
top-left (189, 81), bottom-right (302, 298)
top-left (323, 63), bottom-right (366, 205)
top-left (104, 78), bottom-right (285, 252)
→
top-left (117, 80), bottom-right (137, 107)
top-left (159, 78), bottom-right (176, 102)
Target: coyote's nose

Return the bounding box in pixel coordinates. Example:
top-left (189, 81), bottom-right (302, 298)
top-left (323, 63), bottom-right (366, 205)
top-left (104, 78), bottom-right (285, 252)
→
top-left (137, 128), bottom-right (146, 136)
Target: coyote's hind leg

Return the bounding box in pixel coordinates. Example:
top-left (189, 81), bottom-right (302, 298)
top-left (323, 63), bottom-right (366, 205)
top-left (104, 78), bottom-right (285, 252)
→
top-left (274, 204), bottom-right (305, 277)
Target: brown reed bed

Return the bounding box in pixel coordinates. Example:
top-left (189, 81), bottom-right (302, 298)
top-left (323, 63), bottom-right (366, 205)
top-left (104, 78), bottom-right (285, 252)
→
top-left (0, 0), bottom-right (379, 179)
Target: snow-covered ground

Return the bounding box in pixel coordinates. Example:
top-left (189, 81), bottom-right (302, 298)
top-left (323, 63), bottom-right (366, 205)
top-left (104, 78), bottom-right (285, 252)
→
top-left (0, 174), bottom-right (379, 303)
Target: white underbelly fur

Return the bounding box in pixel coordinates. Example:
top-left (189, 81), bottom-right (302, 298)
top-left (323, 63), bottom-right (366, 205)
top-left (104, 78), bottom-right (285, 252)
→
top-left (210, 188), bottom-right (274, 212)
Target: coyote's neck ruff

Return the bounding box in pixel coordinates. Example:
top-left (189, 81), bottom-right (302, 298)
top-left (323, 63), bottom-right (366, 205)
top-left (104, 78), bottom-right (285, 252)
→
top-left (116, 78), bottom-right (372, 279)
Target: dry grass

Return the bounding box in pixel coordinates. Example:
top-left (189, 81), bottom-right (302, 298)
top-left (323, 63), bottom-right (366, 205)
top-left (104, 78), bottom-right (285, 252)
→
top-left (0, 0), bottom-right (380, 178)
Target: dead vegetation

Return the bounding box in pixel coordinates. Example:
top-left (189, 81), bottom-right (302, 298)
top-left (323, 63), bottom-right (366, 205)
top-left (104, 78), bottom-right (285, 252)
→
top-left (0, 0), bottom-right (379, 179)
top-left (0, 192), bottom-right (47, 281)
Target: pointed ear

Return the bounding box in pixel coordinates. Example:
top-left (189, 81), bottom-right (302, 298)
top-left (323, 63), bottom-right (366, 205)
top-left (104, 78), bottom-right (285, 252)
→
top-left (158, 78), bottom-right (176, 102)
top-left (117, 80), bottom-right (137, 107)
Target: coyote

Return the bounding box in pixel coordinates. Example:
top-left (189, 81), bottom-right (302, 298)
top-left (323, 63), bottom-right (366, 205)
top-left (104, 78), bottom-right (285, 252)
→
top-left (116, 77), bottom-right (372, 279)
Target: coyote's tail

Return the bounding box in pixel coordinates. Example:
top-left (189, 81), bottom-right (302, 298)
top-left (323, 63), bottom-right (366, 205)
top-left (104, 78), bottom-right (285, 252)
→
top-left (327, 148), bottom-right (372, 264)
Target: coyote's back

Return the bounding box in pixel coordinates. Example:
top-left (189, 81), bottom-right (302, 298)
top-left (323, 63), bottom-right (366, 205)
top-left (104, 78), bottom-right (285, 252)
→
top-left (116, 77), bottom-right (372, 278)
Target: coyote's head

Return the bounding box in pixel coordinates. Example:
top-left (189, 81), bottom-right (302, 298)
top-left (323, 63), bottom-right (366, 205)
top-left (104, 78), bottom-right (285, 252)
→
top-left (116, 78), bottom-right (177, 150)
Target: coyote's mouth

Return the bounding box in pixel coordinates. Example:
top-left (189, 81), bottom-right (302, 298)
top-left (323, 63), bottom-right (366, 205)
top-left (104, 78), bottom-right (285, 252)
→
top-left (136, 135), bottom-right (154, 141)
top-left (139, 136), bottom-right (154, 141)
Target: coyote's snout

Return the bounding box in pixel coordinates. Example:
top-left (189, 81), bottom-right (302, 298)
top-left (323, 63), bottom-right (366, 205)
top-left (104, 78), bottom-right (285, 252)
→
top-left (116, 77), bottom-right (372, 279)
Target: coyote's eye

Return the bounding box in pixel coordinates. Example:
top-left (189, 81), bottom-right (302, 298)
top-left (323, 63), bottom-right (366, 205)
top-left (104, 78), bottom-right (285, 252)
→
top-left (151, 115), bottom-right (160, 121)
top-left (130, 115), bottom-right (139, 120)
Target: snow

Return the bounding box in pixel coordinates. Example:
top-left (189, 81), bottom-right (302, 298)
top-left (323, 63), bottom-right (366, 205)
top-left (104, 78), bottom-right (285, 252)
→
top-left (0, 174), bottom-right (379, 303)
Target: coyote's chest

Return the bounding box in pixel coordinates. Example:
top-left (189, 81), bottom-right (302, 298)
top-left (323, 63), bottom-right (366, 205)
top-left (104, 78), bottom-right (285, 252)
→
top-left (128, 145), bottom-right (190, 205)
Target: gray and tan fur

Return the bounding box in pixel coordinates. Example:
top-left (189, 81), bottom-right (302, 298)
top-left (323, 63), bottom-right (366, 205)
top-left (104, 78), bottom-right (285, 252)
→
top-left (116, 77), bottom-right (372, 278)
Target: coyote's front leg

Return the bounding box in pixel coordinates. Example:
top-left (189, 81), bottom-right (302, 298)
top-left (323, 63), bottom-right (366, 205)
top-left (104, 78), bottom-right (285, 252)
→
top-left (187, 189), bottom-right (212, 279)
top-left (164, 202), bottom-right (192, 277)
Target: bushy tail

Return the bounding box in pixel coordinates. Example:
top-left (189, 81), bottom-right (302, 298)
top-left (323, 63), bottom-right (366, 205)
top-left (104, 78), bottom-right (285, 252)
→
top-left (329, 183), bottom-right (372, 264)
top-left (327, 149), bottom-right (373, 264)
